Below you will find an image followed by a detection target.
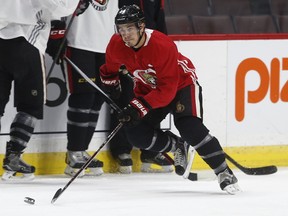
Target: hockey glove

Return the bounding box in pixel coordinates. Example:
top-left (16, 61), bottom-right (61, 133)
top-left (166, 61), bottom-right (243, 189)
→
top-left (46, 20), bottom-right (66, 64)
top-left (75, 0), bottom-right (91, 16)
top-left (118, 98), bottom-right (151, 126)
top-left (100, 65), bottom-right (122, 99)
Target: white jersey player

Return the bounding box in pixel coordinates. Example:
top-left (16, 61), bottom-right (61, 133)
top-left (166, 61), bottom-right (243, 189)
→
top-left (62, 0), bottom-right (119, 177)
top-left (0, 0), bottom-right (86, 181)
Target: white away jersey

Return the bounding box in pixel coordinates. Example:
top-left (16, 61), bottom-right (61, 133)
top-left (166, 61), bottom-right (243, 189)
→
top-left (67, 0), bottom-right (119, 53)
top-left (0, 0), bottom-right (78, 54)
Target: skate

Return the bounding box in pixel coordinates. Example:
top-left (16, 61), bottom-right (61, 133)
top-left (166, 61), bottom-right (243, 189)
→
top-left (165, 131), bottom-right (189, 176)
top-left (174, 139), bottom-right (189, 175)
top-left (218, 168), bottom-right (241, 195)
top-left (2, 151), bottom-right (35, 181)
top-left (64, 151), bottom-right (104, 177)
top-left (115, 153), bottom-right (133, 174)
top-left (141, 153), bottom-right (174, 173)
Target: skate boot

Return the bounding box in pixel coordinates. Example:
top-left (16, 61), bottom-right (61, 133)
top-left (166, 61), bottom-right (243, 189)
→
top-left (82, 151), bottom-right (104, 176)
top-left (218, 168), bottom-right (241, 194)
top-left (174, 141), bottom-right (189, 176)
top-left (141, 153), bottom-right (174, 173)
top-left (64, 151), bottom-right (104, 177)
top-left (165, 131), bottom-right (189, 176)
top-left (2, 151), bottom-right (35, 181)
top-left (115, 153), bottom-right (133, 174)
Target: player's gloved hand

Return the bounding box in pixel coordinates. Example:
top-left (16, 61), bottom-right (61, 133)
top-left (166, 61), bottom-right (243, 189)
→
top-left (118, 98), bottom-right (151, 126)
top-left (100, 65), bottom-right (122, 99)
top-left (75, 0), bottom-right (91, 16)
top-left (46, 20), bottom-right (66, 64)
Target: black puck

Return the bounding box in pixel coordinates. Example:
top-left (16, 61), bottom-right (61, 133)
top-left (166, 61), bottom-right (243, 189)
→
top-left (187, 173), bottom-right (198, 181)
top-left (24, 197), bottom-right (35, 205)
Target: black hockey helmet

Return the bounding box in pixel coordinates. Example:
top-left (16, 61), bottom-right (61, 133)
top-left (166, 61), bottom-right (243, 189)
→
top-left (115, 4), bottom-right (145, 26)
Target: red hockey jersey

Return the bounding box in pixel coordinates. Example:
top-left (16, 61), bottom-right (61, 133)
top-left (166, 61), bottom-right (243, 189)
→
top-left (104, 29), bottom-right (198, 109)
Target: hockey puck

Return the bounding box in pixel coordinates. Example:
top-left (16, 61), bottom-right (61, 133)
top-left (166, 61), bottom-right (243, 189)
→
top-left (24, 197), bottom-right (35, 205)
top-left (187, 173), bottom-right (198, 181)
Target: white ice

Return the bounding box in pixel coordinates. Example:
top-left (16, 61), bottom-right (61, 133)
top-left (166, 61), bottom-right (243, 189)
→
top-left (0, 168), bottom-right (287, 216)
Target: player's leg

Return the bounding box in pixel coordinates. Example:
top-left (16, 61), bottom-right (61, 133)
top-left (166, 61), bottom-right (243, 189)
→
top-left (109, 120), bottom-right (133, 174)
top-left (1, 37), bottom-right (45, 180)
top-left (173, 84), bottom-right (240, 194)
top-left (0, 39), bottom-right (12, 135)
top-left (124, 107), bottom-right (188, 175)
top-left (140, 122), bottom-right (173, 173)
top-left (81, 52), bottom-right (106, 176)
top-left (109, 74), bottom-right (134, 173)
top-left (140, 149), bottom-right (173, 173)
top-left (64, 48), bottom-right (103, 177)
top-left (65, 93), bottom-right (104, 176)
top-left (2, 113), bottom-right (37, 180)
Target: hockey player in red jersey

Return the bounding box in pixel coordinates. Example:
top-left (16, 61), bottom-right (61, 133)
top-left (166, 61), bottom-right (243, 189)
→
top-left (100, 5), bottom-right (240, 194)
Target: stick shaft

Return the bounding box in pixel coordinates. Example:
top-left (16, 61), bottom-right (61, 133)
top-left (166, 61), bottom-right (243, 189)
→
top-left (64, 56), bottom-right (122, 113)
top-left (51, 122), bottom-right (123, 203)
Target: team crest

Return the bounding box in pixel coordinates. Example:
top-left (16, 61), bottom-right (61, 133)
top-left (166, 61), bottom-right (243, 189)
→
top-left (91, 0), bottom-right (108, 11)
top-left (134, 68), bottom-right (157, 89)
top-left (175, 101), bottom-right (185, 113)
top-left (141, 73), bottom-right (157, 86)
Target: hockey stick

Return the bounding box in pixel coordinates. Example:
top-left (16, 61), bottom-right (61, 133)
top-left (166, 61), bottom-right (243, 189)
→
top-left (183, 147), bottom-right (197, 180)
top-left (63, 56), bottom-right (122, 112)
top-left (51, 122), bottom-right (123, 204)
top-left (63, 56), bottom-right (198, 180)
top-left (225, 153), bottom-right (277, 175)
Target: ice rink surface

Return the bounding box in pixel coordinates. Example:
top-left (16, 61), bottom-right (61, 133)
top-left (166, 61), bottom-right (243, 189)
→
top-left (0, 168), bottom-right (287, 216)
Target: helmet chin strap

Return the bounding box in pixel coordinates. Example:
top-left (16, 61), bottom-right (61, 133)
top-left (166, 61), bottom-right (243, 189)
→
top-left (132, 29), bottom-right (144, 48)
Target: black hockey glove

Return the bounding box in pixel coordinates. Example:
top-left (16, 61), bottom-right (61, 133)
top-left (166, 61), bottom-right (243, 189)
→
top-left (46, 20), bottom-right (66, 64)
top-left (100, 65), bottom-right (122, 100)
top-left (75, 0), bottom-right (91, 16)
top-left (118, 98), bottom-right (151, 126)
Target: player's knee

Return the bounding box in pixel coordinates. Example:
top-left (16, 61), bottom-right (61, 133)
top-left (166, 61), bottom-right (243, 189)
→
top-left (125, 125), bottom-right (154, 149)
top-left (68, 93), bottom-right (95, 108)
top-left (175, 116), bottom-right (209, 145)
top-left (18, 106), bottom-right (43, 119)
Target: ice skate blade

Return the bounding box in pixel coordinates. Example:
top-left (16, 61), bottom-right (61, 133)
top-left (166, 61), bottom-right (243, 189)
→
top-left (141, 163), bottom-right (174, 173)
top-left (223, 183), bottom-right (241, 195)
top-left (119, 165), bottom-right (132, 174)
top-left (64, 166), bottom-right (85, 177)
top-left (1, 171), bottom-right (35, 181)
top-left (64, 166), bottom-right (103, 177)
top-left (84, 167), bottom-right (104, 177)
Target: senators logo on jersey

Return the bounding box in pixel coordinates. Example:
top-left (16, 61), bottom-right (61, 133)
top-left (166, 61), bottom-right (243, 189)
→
top-left (134, 68), bottom-right (157, 89)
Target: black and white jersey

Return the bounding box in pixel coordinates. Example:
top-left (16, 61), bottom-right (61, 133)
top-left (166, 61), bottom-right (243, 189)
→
top-left (67, 0), bottom-right (119, 53)
top-left (0, 0), bottom-right (79, 54)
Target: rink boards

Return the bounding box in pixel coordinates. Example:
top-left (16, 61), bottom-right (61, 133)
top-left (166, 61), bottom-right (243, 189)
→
top-left (1, 34), bottom-right (288, 175)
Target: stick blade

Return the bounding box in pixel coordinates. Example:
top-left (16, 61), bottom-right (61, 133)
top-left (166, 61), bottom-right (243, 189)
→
top-left (51, 188), bottom-right (63, 204)
top-left (243, 165), bottom-right (277, 175)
